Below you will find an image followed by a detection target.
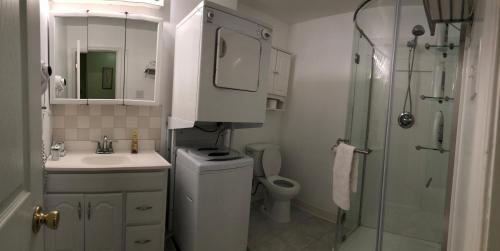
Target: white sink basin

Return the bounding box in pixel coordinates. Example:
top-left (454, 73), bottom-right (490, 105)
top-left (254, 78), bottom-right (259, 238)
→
top-left (81, 155), bottom-right (131, 166)
top-left (46, 152), bottom-right (169, 171)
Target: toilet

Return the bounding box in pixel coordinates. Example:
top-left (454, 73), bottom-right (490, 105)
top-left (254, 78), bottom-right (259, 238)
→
top-left (246, 143), bottom-right (301, 223)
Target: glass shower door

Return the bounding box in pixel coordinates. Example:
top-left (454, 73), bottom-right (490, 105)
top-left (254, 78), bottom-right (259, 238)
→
top-left (380, 12), bottom-right (463, 251)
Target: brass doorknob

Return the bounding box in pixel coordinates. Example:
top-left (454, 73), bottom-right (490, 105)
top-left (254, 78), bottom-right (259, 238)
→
top-left (32, 206), bottom-right (60, 233)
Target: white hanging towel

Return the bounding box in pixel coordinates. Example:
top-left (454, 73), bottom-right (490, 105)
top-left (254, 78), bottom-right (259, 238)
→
top-left (333, 143), bottom-right (359, 210)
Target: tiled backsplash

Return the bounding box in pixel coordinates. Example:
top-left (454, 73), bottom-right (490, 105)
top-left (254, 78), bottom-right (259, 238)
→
top-left (51, 105), bottom-right (162, 144)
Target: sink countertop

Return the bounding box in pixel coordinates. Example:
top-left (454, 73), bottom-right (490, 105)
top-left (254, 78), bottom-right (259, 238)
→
top-left (45, 140), bottom-right (170, 172)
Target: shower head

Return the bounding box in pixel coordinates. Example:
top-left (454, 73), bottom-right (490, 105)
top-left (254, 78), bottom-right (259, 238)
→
top-left (407, 25), bottom-right (425, 48)
top-left (412, 25), bottom-right (425, 37)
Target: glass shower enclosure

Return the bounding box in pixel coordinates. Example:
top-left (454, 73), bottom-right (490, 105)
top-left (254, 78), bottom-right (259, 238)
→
top-left (335, 0), bottom-right (468, 250)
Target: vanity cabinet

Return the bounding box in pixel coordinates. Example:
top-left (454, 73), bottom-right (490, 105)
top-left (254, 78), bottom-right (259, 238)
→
top-left (268, 48), bottom-right (292, 97)
top-left (44, 170), bottom-right (168, 251)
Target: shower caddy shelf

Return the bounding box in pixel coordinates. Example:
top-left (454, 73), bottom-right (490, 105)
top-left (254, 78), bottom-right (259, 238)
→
top-left (415, 145), bottom-right (449, 153)
top-left (420, 95), bottom-right (454, 103)
top-left (424, 43), bottom-right (460, 58)
top-left (425, 43), bottom-right (458, 50)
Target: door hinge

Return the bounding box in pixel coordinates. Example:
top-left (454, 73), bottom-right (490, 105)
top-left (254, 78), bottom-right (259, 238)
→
top-left (354, 53), bottom-right (360, 64)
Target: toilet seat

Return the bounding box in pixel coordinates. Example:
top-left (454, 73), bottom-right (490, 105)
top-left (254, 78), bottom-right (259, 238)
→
top-left (262, 148), bottom-right (281, 177)
top-left (258, 176), bottom-right (300, 196)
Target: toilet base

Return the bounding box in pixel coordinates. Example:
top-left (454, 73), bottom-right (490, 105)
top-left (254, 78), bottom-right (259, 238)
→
top-left (260, 198), bottom-right (291, 223)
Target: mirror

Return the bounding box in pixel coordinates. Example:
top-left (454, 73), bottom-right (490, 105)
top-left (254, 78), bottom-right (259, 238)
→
top-left (85, 16), bottom-right (125, 100)
top-left (52, 16), bottom-right (87, 100)
top-left (124, 19), bottom-right (159, 101)
top-left (50, 13), bottom-right (161, 105)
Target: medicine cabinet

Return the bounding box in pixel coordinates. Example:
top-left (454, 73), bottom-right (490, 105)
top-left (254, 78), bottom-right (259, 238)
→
top-left (49, 11), bottom-right (162, 105)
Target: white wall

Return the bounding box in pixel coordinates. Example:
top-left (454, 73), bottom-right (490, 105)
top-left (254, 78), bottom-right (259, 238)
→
top-left (280, 12), bottom-right (354, 219)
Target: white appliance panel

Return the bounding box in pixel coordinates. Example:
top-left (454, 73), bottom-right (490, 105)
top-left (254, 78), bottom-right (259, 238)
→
top-left (214, 28), bottom-right (261, 92)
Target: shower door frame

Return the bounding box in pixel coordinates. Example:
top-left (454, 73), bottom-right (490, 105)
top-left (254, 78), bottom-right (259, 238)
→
top-left (334, 31), bottom-right (375, 248)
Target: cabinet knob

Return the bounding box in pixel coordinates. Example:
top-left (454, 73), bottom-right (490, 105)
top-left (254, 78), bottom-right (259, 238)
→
top-left (78, 202), bottom-right (82, 220)
top-left (87, 202), bottom-right (91, 220)
top-left (134, 239), bottom-right (151, 244)
top-left (136, 205), bottom-right (153, 211)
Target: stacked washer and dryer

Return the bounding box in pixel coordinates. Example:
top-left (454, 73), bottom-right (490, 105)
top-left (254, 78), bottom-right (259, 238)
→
top-left (169, 1), bottom-right (273, 251)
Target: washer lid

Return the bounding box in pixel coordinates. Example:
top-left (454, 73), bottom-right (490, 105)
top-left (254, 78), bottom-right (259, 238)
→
top-left (188, 146), bottom-right (242, 161)
top-left (262, 148), bottom-right (281, 177)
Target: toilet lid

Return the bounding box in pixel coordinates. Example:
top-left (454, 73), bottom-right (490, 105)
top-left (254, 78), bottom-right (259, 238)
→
top-left (262, 148), bottom-right (281, 177)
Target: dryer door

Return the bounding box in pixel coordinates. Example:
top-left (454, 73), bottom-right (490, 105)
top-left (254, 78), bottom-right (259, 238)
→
top-left (214, 28), bottom-right (261, 92)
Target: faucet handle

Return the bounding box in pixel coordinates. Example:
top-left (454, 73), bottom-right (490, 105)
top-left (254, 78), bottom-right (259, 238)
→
top-left (95, 142), bottom-right (102, 153)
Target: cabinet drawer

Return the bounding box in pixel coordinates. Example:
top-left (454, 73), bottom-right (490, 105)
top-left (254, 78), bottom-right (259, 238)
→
top-left (126, 225), bottom-right (162, 251)
top-left (126, 192), bottom-right (164, 225)
top-left (46, 171), bottom-right (166, 193)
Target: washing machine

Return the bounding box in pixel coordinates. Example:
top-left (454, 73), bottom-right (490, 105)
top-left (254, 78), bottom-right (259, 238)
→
top-left (173, 146), bottom-right (253, 251)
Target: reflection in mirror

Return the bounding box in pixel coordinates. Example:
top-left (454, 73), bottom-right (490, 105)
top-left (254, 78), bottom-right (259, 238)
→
top-left (53, 17), bottom-right (87, 99)
top-left (80, 51), bottom-right (117, 99)
top-left (124, 19), bottom-right (158, 101)
top-left (86, 16), bottom-right (125, 100)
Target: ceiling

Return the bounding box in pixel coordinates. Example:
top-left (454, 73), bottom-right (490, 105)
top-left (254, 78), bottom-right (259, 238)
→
top-left (238, 0), bottom-right (364, 24)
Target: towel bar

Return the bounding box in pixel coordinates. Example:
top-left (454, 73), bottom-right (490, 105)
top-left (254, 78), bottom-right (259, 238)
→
top-left (331, 138), bottom-right (372, 155)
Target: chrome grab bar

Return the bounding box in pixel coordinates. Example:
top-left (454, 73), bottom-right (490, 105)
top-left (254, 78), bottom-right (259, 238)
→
top-left (331, 138), bottom-right (372, 155)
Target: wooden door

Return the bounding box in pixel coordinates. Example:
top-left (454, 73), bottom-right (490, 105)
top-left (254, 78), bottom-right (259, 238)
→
top-left (0, 0), bottom-right (45, 250)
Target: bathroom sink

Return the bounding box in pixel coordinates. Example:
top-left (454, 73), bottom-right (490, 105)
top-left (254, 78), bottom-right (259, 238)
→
top-left (81, 155), bottom-right (131, 166)
top-left (44, 140), bottom-right (171, 172)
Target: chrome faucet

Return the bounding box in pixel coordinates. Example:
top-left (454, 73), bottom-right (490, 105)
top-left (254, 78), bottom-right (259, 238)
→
top-left (96, 135), bottom-right (114, 154)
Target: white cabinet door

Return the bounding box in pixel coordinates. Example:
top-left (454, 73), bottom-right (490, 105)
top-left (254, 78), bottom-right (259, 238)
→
top-left (268, 48), bottom-right (278, 94)
top-left (45, 194), bottom-right (85, 251)
top-left (274, 51), bottom-right (291, 96)
top-left (85, 194), bottom-right (123, 251)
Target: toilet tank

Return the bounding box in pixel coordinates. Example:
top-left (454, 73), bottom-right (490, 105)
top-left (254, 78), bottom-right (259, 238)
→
top-left (245, 143), bottom-right (279, 177)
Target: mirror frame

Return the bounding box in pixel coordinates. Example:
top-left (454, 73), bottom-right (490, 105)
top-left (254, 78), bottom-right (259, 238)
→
top-left (49, 11), bottom-right (163, 106)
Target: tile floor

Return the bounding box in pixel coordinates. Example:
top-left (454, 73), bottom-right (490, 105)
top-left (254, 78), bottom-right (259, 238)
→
top-left (247, 202), bottom-right (336, 251)
top-left (165, 201), bottom-right (337, 251)
top-left (338, 227), bottom-right (441, 251)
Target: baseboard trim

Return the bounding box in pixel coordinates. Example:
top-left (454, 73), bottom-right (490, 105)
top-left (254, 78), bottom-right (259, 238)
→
top-left (292, 199), bottom-right (337, 224)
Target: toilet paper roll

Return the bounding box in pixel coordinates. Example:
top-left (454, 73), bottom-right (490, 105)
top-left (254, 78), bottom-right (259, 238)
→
top-left (267, 99), bottom-right (278, 109)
